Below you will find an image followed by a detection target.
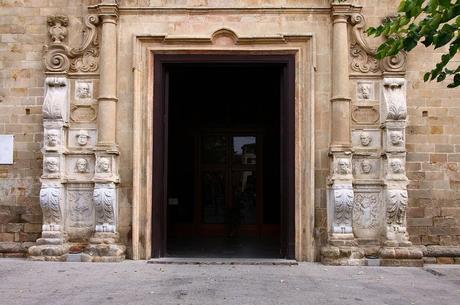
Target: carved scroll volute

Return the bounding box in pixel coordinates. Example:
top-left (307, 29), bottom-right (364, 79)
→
top-left (349, 13), bottom-right (407, 74)
top-left (43, 15), bottom-right (100, 73)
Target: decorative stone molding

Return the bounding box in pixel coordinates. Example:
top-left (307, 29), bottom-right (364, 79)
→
top-left (349, 13), bottom-right (407, 74)
top-left (382, 78), bottom-right (407, 121)
top-left (70, 104), bottom-right (97, 122)
top-left (351, 105), bottom-right (379, 124)
top-left (43, 77), bottom-right (69, 121)
top-left (44, 15), bottom-right (100, 73)
top-left (93, 183), bottom-right (116, 233)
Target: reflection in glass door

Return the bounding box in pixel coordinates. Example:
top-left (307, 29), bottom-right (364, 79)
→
top-left (198, 133), bottom-right (261, 235)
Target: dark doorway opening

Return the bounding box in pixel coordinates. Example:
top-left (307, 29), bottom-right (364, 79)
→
top-left (153, 55), bottom-right (295, 259)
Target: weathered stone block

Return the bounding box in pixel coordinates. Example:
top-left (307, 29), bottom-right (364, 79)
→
top-left (436, 257), bottom-right (454, 264)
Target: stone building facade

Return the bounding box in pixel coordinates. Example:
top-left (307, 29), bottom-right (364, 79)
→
top-left (0, 0), bottom-right (459, 265)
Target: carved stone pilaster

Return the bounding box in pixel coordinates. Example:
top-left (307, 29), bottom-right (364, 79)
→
top-left (28, 183), bottom-right (69, 261)
top-left (382, 78), bottom-right (407, 121)
top-left (83, 182), bottom-right (125, 262)
top-left (93, 183), bottom-right (116, 233)
top-left (331, 184), bottom-right (354, 235)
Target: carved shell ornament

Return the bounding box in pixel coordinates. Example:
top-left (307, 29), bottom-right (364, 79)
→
top-left (349, 13), bottom-right (407, 74)
top-left (44, 15), bottom-right (100, 73)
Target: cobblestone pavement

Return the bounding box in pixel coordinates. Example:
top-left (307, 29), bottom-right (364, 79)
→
top-left (0, 259), bottom-right (459, 305)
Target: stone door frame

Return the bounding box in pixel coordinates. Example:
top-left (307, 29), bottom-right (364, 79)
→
top-left (131, 29), bottom-right (316, 261)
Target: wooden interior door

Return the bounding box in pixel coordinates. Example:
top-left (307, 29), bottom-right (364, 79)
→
top-left (197, 131), bottom-right (263, 236)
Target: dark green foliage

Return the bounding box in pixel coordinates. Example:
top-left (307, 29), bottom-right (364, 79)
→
top-left (367, 0), bottom-right (460, 87)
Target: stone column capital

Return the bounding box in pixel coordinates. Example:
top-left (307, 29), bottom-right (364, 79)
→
top-left (92, 3), bottom-right (119, 22)
top-left (330, 2), bottom-right (360, 17)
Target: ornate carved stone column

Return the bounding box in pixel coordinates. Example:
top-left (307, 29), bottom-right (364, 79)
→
top-left (29, 75), bottom-right (70, 261)
top-left (379, 78), bottom-right (423, 266)
top-left (83, 0), bottom-right (125, 262)
top-left (321, 2), bottom-right (364, 266)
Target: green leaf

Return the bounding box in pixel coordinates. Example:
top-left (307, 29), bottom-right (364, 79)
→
top-left (424, 72), bottom-right (431, 81)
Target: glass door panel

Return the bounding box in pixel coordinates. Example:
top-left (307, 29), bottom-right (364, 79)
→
top-left (232, 136), bottom-right (256, 165)
top-left (202, 135), bottom-right (226, 164)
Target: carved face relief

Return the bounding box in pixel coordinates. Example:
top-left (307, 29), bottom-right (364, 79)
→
top-left (390, 159), bottom-right (404, 174)
top-left (337, 159), bottom-right (351, 175)
top-left (359, 132), bottom-right (372, 146)
top-left (46, 130), bottom-right (59, 147)
top-left (75, 81), bottom-right (92, 99)
top-left (75, 158), bottom-right (89, 173)
top-left (76, 130), bottom-right (90, 146)
top-left (357, 83), bottom-right (372, 100)
top-left (45, 157), bottom-right (59, 173)
top-left (390, 131), bottom-right (403, 146)
top-left (96, 158), bottom-right (110, 173)
top-left (361, 160), bottom-right (372, 174)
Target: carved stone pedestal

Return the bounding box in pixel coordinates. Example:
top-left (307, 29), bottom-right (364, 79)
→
top-left (28, 231), bottom-right (69, 261)
top-left (321, 236), bottom-right (365, 266)
top-left (379, 246), bottom-right (423, 267)
top-left (82, 232), bottom-right (126, 262)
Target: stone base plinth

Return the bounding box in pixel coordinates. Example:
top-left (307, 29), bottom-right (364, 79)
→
top-left (378, 246), bottom-right (423, 267)
top-left (321, 237), bottom-right (365, 266)
top-left (83, 232), bottom-right (126, 262)
top-left (28, 231), bottom-right (69, 261)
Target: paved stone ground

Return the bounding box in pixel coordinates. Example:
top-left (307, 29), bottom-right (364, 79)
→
top-left (1, 259), bottom-right (459, 305)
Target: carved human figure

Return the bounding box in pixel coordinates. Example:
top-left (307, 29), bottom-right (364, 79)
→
top-left (76, 82), bottom-right (91, 99)
top-left (76, 130), bottom-right (90, 146)
top-left (75, 158), bottom-right (89, 173)
top-left (359, 132), bottom-right (372, 146)
top-left (390, 159), bottom-right (404, 174)
top-left (96, 158), bottom-right (110, 173)
top-left (45, 157), bottom-right (59, 173)
top-left (337, 159), bottom-right (351, 175)
top-left (390, 131), bottom-right (403, 146)
top-left (358, 83), bottom-right (372, 99)
top-left (46, 130), bottom-right (59, 147)
top-left (361, 159), bottom-right (372, 174)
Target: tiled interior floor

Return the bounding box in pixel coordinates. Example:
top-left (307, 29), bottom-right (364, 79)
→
top-left (166, 236), bottom-right (281, 258)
